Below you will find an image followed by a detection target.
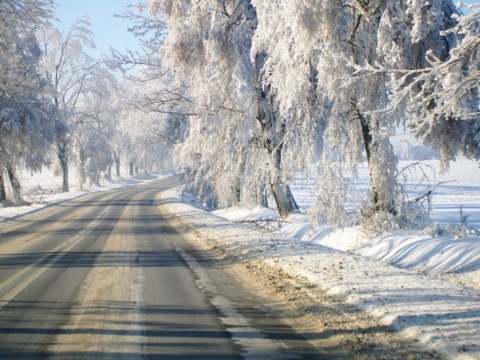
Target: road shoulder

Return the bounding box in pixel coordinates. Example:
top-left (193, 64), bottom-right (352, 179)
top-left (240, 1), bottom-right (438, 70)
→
top-left (160, 185), bottom-right (480, 360)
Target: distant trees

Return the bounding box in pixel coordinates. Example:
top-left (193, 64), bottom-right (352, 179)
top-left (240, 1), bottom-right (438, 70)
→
top-left (111, 71), bottom-right (188, 176)
top-left (111, 3), bottom-right (188, 176)
top-left (0, 3), bottom-right (169, 204)
top-left (74, 67), bottom-right (118, 187)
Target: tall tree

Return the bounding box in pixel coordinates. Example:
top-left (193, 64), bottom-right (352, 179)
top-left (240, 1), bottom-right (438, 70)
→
top-left (147, 0), bottom-right (299, 217)
top-left (40, 18), bottom-right (99, 192)
top-left (74, 67), bottom-right (119, 186)
top-left (252, 0), bottom-right (398, 225)
top-left (252, 0), bottom-right (461, 228)
top-left (0, 0), bottom-right (55, 203)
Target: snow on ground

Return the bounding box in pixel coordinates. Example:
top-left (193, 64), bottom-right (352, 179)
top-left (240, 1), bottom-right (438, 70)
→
top-left (163, 177), bottom-right (480, 359)
top-left (0, 168), bottom-right (165, 223)
top-left (2, 160), bottom-right (480, 358)
top-left (216, 159), bottom-right (480, 285)
top-left (180, 158), bottom-right (480, 359)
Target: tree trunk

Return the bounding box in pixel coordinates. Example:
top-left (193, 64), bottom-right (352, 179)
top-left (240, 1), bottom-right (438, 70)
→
top-left (129, 160), bottom-right (134, 176)
top-left (114, 152), bottom-right (121, 177)
top-left (254, 53), bottom-right (298, 219)
top-left (256, 180), bottom-right (268, 208)
top-left (359, 113), bottom-right (378, 210)
top-left (270, 172), bottom-right (298, 219)
top-left (6, 163), bottom-right (21, 203)
top-left (77, 149), bottom-right (86, 191)
top-left (262, 128), bottom-right (299, 218)
top-left (232, 151), bottom-right (246, 207)
top-left (258, 99), bottom-right (298, 218)
top-left (358, 110), bottom-right (395, 214)
top-left (57, 142), bottom-right (69, 192)
top-left (0, 171), bottom-right (7, 203)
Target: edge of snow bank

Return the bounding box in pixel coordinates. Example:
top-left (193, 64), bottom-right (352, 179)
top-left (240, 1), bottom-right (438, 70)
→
top-left (161, 185), bottom-right (480, 360)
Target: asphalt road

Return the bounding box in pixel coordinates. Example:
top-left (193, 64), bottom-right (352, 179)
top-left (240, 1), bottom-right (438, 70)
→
top-left (0, 176), bottom-right (323, 359)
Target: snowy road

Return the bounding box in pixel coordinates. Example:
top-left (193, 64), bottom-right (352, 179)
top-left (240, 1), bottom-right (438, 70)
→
top-left (0, 177), bottom-right (321, 359)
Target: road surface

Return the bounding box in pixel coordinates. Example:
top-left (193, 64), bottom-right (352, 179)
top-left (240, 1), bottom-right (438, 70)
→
top-left (0, 176), bottom-right (323, 359)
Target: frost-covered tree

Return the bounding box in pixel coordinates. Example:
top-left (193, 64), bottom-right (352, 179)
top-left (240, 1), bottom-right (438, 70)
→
top-left (112, 3), bottom-right (167, 80)
top-left (73, 123), bottom-right (112, 188)
top-left (253, 0), bottom-right (399, 225)
top-left (113, 4), bottom-right (192, 175)
top-left (252, 0), bottom-right (465, 229)
top-left (127, 0), bottom-right (473, 229)
top-left (0, 0), bottom-right (55, 203)
top-left (118, 75), bottom-right (187, 174)
top-left (148, 0), bottom-right (299, 218)
top-left (40, 18), bottom-right (100, 192)
top-left (73, 67), bottom-right (119, 186)
top-left (103, 84), bottom-right (127, 177)
top-left (381, 1), bottom-right (480, 167)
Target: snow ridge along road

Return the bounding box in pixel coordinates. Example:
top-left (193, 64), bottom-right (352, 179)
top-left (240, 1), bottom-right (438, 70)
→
top-left (161, 182), bottom-right (480, 360)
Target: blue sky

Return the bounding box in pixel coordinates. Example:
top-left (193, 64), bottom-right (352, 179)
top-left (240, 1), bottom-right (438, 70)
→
top-left (54, 1), bottom-right (478, 58)
top-left (54, 0), bottom-right (140, 56)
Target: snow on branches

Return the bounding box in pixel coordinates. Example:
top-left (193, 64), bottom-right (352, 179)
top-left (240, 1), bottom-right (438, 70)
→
top-left (132, 0), bottom-right (479, 230)
top-left (0, 0), bottom-right (56, 202)
top-left (379, 1), bottom-right (480, 168)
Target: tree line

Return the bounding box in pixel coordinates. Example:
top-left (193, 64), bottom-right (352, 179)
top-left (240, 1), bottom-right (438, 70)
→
top-left (2, 0), bottom-right (479, 233)
top-left (0, 0), bottom-right (171, 204)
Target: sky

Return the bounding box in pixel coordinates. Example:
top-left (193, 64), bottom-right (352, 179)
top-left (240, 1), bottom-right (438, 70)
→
top-left (54, 0), bottom-right (479, 58)
top-left (54, 0), bottom-right (140, 57)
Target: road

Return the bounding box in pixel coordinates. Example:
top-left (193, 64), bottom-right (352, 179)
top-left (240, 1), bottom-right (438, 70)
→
top-left (0, 176), bottom-right (323, 359)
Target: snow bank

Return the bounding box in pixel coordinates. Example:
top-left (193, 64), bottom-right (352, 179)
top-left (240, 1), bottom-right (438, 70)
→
top-left (359, 233), bottom-right (480, 273)
top-left (162, 185), bottom-right (480, 360)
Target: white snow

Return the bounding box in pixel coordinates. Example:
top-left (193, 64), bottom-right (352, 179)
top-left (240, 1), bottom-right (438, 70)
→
top-left (167, 158), bottom-right (480, 359)
top-left (1, 159), bottom-right (480, 358)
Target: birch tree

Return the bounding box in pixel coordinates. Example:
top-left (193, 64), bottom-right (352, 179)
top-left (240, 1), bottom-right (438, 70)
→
top-left (131, 0), bottom-right (470, 229)
top-left (252, 0), bottom-right (399, 227)
top-left (252, 0), bottom-right (462, 229)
